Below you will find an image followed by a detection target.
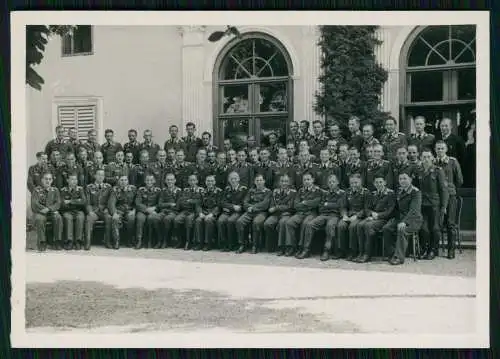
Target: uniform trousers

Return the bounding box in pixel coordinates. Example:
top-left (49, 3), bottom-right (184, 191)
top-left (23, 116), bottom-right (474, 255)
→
top-left (85, 209), bottom-right (112, 247)
top-left (194, 213), bottom-right (218, 246)
top-left (263, 214), bottom-right (290, 250)
top-left (174, 211), bottom-right (196, 244)
top-left (236, 212), bottom-right (268, 247)
top-left (111, 210), bottom-right (136, 245)
top-left (136, 211), bottom-right (162, 246)
top-left (337, 218), bottom-right (363, 256)
top-left (357, 218), bottom-right (387, 257)
top-left (162, 211), bottom-right (178, 245)
top-left (217, 212), bottom-right (241, 248)
top-left (382, 218), bottom-right (422, 262)
top-left (285, 214), bottom-right (316, 248)
top-left (420, 206), bottom-right (442, 253)
top-left (62, 210), bottom-right (85, 244)
top-left (445, 195), bottom-right (458, 249)
top-left (33, 211), bottom-right (63, 245)
top-left (302, 214), bottom-right (340, 252)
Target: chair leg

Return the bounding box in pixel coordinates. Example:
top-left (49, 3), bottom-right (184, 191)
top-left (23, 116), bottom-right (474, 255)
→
top-left (412, 233), bottom-right (417, 261)
top-left (458, 230), bottom-right (463, 254)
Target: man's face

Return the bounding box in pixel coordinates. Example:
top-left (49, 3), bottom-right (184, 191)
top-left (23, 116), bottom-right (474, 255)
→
top-left (260, 150), bottom-right (270, 162)
top-left (339, 146), bottom-right (349, 160)
top-left (303, 174), bottom-right (313, 187)
top-left (56, 127), bottom-right (65, 139)
top-left (320, 150), bottom-right (330, 163)
top-left (277, 149), bottom-right (287, 162)
top-left (157, 151), bottom-right (167, 163)
top-left (300, 122), bottom-right (308, 133)
top-left (105, 132), bottom-right (113, 142)
top-left (349, 177), bottom-right (361, 189)
top-left (229, 173), bottom-right (240, 187)
top-left (313, 122), bottom-right (323, 135)
top-left (348, 119), bottom-right (358, 133)
top-left (42, 174), bottom-right (53, 187)
top-left (349, 149), bottom-right (360, 160)
top-left (176, 151), bottom-right (185, 162)
top-left (385, 120), bottom-right (396, 133)
top-left (94, 152), bottom-right (103, 164)
top-left (170, 127), bottom-right (179, 138)
top-left (78, 149), bottom-right (88, 161)
top-left (94, 170), bottom-right (105, 183)
top-left (202, 134), bottom-right (210, 145)
top-left (362, 126), bottom-right (373, 139)
top-left (223, 140), bottom-right (232, 151)
top-left (290, 122), bottom-right (298, 133)
top-left (186, 125), bottom-right (195, 136)
top-left (167, 149), bottom-right (176, 160)
top-left (125, 153), bottom-right (133, 164)
top-left (414, 118), bottom-right (425, 132)
top-left (217, 153), bottom-right (226, 165)
top-left (250, 150), bottom-right (259, 163)
top-left (435, 144), bottom-right (447, 157)
top-left (399, 174), bottom-right (411, 188)
top-left (298, 141), bottom-right (308, 153)
top-left (68, 175), bottom-right (78, 187)
top-left (396, 148), bottom-right (408, 162)
top-left (145, 175), bottom-right (155, 187)
top-left (422, 152), bottom-right (433, 166)
top-left (279, 175), bottom-right (290, 189)
top-left (66, 155), bottom-right (76, 167)
top-left (327, 140), bottom-right (336, 153)
top-left (407, 147), bottom-right (418, 161)
top-left (118, 176), bottom-right (129, 187)
top-left (128, 131), bottom-right (137, 142)
top-left (373, 147), bottom-right (383, 160)
top-left (188, 175), bottom-right (198, 187)
top-left (286, 145), bottom-right (295, 157)
top-left (207, 152), bottom-right (216, 163)
top-left (228, 150), bottom-right (236, 162)
top-left (116, 151), bottom-right (125, 163)
top-left (39, 154), bottom-right (48, 165)
top-left (269, 134), bottom-right (277, 145)
top-left (440, 120), bottom-right (451, 134)
top-left (143, 131), bottom-right (152, 143)
top-left (165, 175), bottom-right (176, 188)
top-left (374, 177), bottom-right (385, 191)
top-left (88, 131), bottom-right (97, 142)
top-left (69, 129), bottom-right (77, 140)
top-left (254, 176), bottom-right (265, 188)
top-left (197, 150), bottom-right (207, 163)
top-left (299, 152), bottom-right (309, 163)
top-left (329, 125), bottom-right (340, 138)
top-left (328, 176), bottom-right (339, 190)
top-left (237, 151), bottom-right (247, 162)
top-left (206, 176), bottom-right (216, 188)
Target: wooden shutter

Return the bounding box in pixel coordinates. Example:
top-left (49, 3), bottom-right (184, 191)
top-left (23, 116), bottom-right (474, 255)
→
top-left (57, 104), bottom-right (96, 140)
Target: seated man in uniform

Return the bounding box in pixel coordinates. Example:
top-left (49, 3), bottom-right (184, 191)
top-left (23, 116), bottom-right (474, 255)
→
top-left (300, 174), bottom-right (346, 261)
top-left (135, 174), bottom-right (162, 249)
top-left (264, 174), bottom-right (296, 255)
top-left (84, 169), bottom-right (112, 250)
top-left (105, 150), bottom-right (129, 187)
top-left (217, 171), bottom-right (247, 252)
top-left (214, 152), bottom-right (229, 189)
top-left (60, 173), bottom-right (87, 250)
top-left (85, 151), bottom-right (106, 186)
top-left (382, 172), bottom-right (423, 265)
top-left (28, 152), bottom-right (49, 193)
top-left (173, 149), bottom-right (194, 190)
top-left (356, 175), bottom-right (396, 262)
top-left (194, 175), bottom-right (222, 251)
top-left (109, 175), bottom-right (137, 249)
top-left (235, 174), bottom-right (272, 254)
top-left (158, 173), bottom-right (182, 248)
top-left (31, 172), bottom-right (63, 251)
top-left (285, 172), bottom-right (322, 257)
top-left (129, 150), bottom-right (151, 187)
top-left (174, 174), bottom-right (204, 250)
top-left (337, 173), bottom-right (370, 261)
top-left (232, 150), bottom-right (252, 188)
top-left (364, 144), bottom-right (390, 192)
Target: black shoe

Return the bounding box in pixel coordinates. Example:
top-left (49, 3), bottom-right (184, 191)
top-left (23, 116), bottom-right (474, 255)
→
top-left (319, 250), bottom-right (329, 261)
top-left (236, 245), bottom-right (245, 254)
top-left (38, 242), bottom-right (47, 252)
top-left (84, 239), bottom-right (91, 251)
top-left (153, 242), bottom-right (161, 249)
top-left (184, 242), bottom-right (191, 250)
top-left (251, 246), bottom-right (257, 254)
top-left (330, 252), bottom-right (341, 260)
top-left (346, 254), bottom-right (355, 261)
top-left (75, 242), bottom-right (82, 251)
top-left (424, 251), bottom-right (436, 260)
top-left (202, 245), bottom-right (210, 251)
top-left (54, 242), bottom-right (62, 250)
top-left (284, 247), bottom-right (295, 257)
top-left (296, 250), bottom-right (310, 260)
top-left (193, 244), bottom-right (201, 251)
top-left (447, 249), bottom-right (455, 259)
top-left (389, 257), bottom-right (404, 265)
top-left (277, 248), bottom-right (285, 256)
top-left (135, 240), bottom-right (142, 250)
top-left (113, 241), bottom-right (120, 250)
top-left (358, 254), bottom-right (370, 263)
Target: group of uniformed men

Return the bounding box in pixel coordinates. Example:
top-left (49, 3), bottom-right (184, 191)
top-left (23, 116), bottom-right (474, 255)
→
top-left (29, 115), bottom-right (464, 265)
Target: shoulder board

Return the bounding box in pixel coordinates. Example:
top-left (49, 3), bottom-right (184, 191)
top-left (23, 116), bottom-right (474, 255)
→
top-left (198, 187), bottom-right (206, 193)
top-left (361, 187), bottom-right (368, 193)
top-left (109, 162), bottom-right (116, 166)
top-left (263, 188), bottom-right (270, 192)
top-left (87, 184), bottom-right (95, 189)
top-left (449, 156), bottom-right (458, 162)
top-left (386, 188), bottom-right (394, 193)
top-left (129, 185), bottom-right (136, 190)
top-left (104, 183), bottom-right (111, 188)
top-left (240, 186), bottom-right (247, 190)
top-left (139, 187), bottom-right (147, 192)
top-left (225, 186), bottom-right (231, 190)
top-left (112, 186), bottom-right (120, 192)
top-left (184, 188), bottom-right (190, 191)
top-left (154, 187), bottom-right (161, 192)
top-left (290, 189), bottom-right (297, 193)
top-left (398, 132), bottom-right (405, 136)
top-left (273, 188), bottom-right (279, 194)
top-left (412, 186), bottom-right (420, 192)
top-left (34, 186), bottom-right (43, 192)
top-left (382, 160), bottom-right (390, 164)
top-left (49, 187), bottom-right (57, 192)
top-left (338, 189), bottom-right (345, 193)
top-left (76, 186), bottom-right (83, 190)
top-left (174, 186), bottom-right (181, 192)
top-left (372, 190), bottom-right (377, 195)
top-left (61, 187), bottom-right (69, 192)
top-left (215, 187), bottom-right (222, 192)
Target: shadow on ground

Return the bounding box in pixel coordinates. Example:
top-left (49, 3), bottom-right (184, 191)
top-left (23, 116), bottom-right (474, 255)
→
top-left (26, 281), bottom-right (360, 333)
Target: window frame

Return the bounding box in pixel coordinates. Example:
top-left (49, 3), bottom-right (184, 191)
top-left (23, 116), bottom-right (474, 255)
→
top-left (61, 25), bottom-right (94, 57)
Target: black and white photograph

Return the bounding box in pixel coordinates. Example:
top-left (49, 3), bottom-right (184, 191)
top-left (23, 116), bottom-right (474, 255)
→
top-left (11, 11), bottom-right (489, 348)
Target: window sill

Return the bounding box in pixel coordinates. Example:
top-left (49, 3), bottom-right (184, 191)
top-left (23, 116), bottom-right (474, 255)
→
top-left (61, 52), bottom-right (94, 58)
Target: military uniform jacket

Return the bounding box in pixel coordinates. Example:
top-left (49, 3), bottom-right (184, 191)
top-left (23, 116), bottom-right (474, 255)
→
top-left (243, 187), bottom-right (272, 213)
top-left (367, 188), bottom-right (396, 220)
top-left (396, 186), bottom-right (423, 228)
top-left (158, 186), bottom-right (182, 213)
top-left (345, 187), bottom-right (370, 218)
top-left (48, 161), bottom-right (67, 189)
top-left (309, 134), bottom-right (328, 157)
top-left (221, 185), bottom-right (248, 214)
top-left (61, 163), bottom-right (85, 187)
top-left (60, 186), bottom-right (87, 212)
top-left (327, 136), bottom-right (348, 150)
top-left (45, 138), bottom-right (71, 160)
top-left (435, 133), bottom-right (465, 164)
top-left (315, 162), bottom-right (342, 189)
top-left (77, 140), bottom-right (101, 161)
top-left (123, 141), bottom-right (141, 164)
top-left (360, 137), bottom-right (380, 161)
top-left (191, 163), bottom-right (211, 187)
top-left (348, 132), bottom-right (364, 152)
top-left (129, 162), bottom-right (151, 187)
top-left (417, 165), bottom-right (449, 209)
top-left (85, 182), bottom-right (112, 213)
top-left (105, 162), bottom-right (130, 186)
top-left (172, 161), bottom-right (193, 189)
top-left (109, 185), bottom-right (137, 214)
top-left (202, 144), bottom-right (219, 154)
top-left (270, 188), bottom-right (296, 216)
top-left (31, 186), bottom-right (61, 213)
top-left (343, 159), bottom-right (366, 188)
top-left (135, 186), bottom-right (162, 213)
top-left (149, 161), bottom-right (170, 187)
top-left (27, 164), bottom-right (49, 193)
top-left (101, 141), bottom-right (123, 164)
top-left (293, 185), bottom-right (322, 214)
top-left (389, 160), bottom-right (418, 189)
top-left (409, 132), bottom-right (435, 153)
top-left (181, 135), bottom-right (203, 162)
top-left (253, 161), bottom-right (276, 188)
top-left (266, 144), bottom-right (279, 161)
top-left (364, 159), bottom-right (391, 189)
top-left (318, 188), bottom-right (347, 216)
top-left (201, 187), bottom-right (222, 215)
top-left (139, 142), bottom-right (161, 163)
top-left (287, 132), bottom-right (302, 148)
top-left (434, 156), bottom-right (463, 196)
top-left (163, 138), bottom-right (185, 152)
top-left (272, 161), bottom-right (295, 187)
top-left (214, 164), bottom-right (230, 189)
top-left (230, 162), bottom-right (252, 187)
top-left (380, 132), bottom-right (407, 160)
top-left (178, 186), bottom-right (204, 213)
top-left (85, 162), bottom-right (106, 186)
top-left (293, 162), bottom-right (319, 189)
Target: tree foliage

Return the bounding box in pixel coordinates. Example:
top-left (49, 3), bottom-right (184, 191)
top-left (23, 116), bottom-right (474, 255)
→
top-left (26, 25), bottom-right (76, 91)
top-left (314, 26), bottom-right (390, 135)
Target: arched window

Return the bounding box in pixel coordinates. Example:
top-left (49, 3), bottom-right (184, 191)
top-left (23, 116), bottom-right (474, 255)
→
top-left (213, 33), bottom-right (293, 149)
top-left (401, 25), bottom-right (476, 137)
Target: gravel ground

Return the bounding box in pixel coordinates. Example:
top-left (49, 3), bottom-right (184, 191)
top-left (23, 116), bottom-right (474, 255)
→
top-left (29, 246), bottom-right (476, 278)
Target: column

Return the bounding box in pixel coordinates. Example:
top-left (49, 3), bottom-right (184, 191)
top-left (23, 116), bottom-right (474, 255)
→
top-left (301, 26), bottom-right (322, 123)
top-left (178, 26), bottom-right (207, 136)
top-left (375, 26), bottom-right (393, 116)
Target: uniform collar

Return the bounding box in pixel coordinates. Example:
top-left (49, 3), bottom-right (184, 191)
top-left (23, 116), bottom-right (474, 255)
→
top-left (142, 141), bottom-right (154, 148)
top-left (231, 184), bottom-right (240, 191)
top-left (376, 187), bottom-right (387, 195)
top-left (399, 185), bottom-right (412, 194)
top-left (127, 140), bottom-right (139, 146)
top-left (435, 155), bottom-right (449, 164)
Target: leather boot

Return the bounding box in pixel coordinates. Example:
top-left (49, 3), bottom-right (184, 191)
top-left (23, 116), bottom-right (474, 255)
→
top-left (202, 244), bottom-right (210, 251)
top-left (113, 239), bottom-right (120, 250)
top-left (424, 250), bottom-right (436, 260)
top-left (296, 249), bottom-right (310, 259)
top-left (276, 247), bottom-right (285, 256)
top-left (38, 242), bottom-right (47, 252)
top-left (284, 247), bottom-right (295, 257)
top-left (236, 245), bottom-right (245, 254)
top-left (320, 250), bottom-right (329, 261)
top-left (184, 241), bottom-right (191, 250)
top-left (135, 238), bottom-right (142, 250)
top-left (447, 230), bottom-right (456, 259)
top-left (251, 246), bottom-right (257, 254)
top-left (84, 237), bottom-right (91, 251)
top-left (358, 254), bottom-right (370, 263)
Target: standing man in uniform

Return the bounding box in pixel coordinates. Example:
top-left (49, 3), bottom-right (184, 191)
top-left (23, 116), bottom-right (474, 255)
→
top-left (380, 117), bottom-right (407, 161)
top-left (101, 129), bottom-right (123, 164)
top-left (235, 174), bottom-right (271, 253)
top-left (105, 150), bottom-right (129, 187)
top-left (347, 116), bottom-right (364, 152)
top-left (266, 132), bottom-right (280, 161)
top-left (214, 152), bottom-right (229, 189)
top-left (123, 129), bottom-right (141, 164)
top-left (299, 120), bottom-right (312, 143)
top-left (434, 140), bottom-right (463, 259)
top-left (28, 152), bottom-right (49, 193)
top-left (139, 129), bottom-right (161, 163)
top-left (272, 148), bottom-right (294, 189)
top-left (309, 120), bottom-right (328, 158)
top-left (78, 129), bottom-right (101, 161)
top-left (285, 172), bottom-right (322, 257)
top-left (337, 173), bottom-right (370, 260)
top-left (343, 147), bottom-right (365, 189)
top-left (356, 176), bottom-right (396, 262)
top-left (66, 127), bottom-right (80, 156)
top-left (382, 172), bottom-right (423, 265)
top-left (45, 125), bottom-right (70, 160)
top-left (150, 150), bottom-right (169, 188)
top-left (409, 116), bottom-right (435, 153)
top-left (360, 124), bottom-right (380, 161)
top-left (135, 174), bottom-right (162, 249)
top-left (418, 149), bottom-right (449, 260)
top-left (293, 151), bottom-right (319, 189)
top-left (48, 150), bottom-right (67, 189)
top-left (172, 149), bottom-right (193, 190)
top-left (364, 144), bottom-right (390, 192)
top-left (158, 173), bottom-right (182, 248)
top-left (182, 122), bottom-right (203, 163)
top-left (85, 151), bottom-right (106, 186)
top-left (233, 150), bottom-right (253, 188)
top-left (108, 175), bottom-right (137, 249)
top-left (389, 146), bottom-right (418, 190)
top-left (435, 118), bottom-right (465, 165)
top-left (129, 150), bottom-right (152, 187)
top-left (264, 174), bottom-right (296, 254)
top-left (316, 149), bottom-right (341, 190)
top-left (194, 175), bottom-right (222, 251)
top-left (164, 125), bottom-right (185, 153)
top-left (217, 172), bottom-right (247, 251)
top-left (84, 169), bottom-right (112, 250)
top-left (287, 121), bottom-right (302, 149)
top-left (407, 145), bottom-right (422, 167)
top-left (327, 123), bottom-right (347, 149)
top-left (254, 148), bottom-right (276, 189)
top-left (60, 173), bottom-right (87, 250)
top-left (300, 174), bottom-right (346, 261)
top-left (192, 149), bottom-right (210, 187)
top-left (174, 174), bottom-right (204, 250)
top-left (31, 172), bottom-right (63, 251)
top-left (286, 142), bottom-right (298, 165)
top-left (201, 131), bottom-right (219, 153)
top-left (61, 153), bottom-right (85, 187)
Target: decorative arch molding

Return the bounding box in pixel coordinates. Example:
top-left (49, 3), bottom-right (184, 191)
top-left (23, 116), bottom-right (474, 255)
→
top-left (204, 26), bottom-right (300, 83)
top-left (389, 25), bottom-right (419, 70)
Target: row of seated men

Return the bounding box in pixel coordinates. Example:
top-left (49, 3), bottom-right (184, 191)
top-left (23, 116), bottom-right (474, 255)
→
top-left (30, 141), bottom-right (460, 265)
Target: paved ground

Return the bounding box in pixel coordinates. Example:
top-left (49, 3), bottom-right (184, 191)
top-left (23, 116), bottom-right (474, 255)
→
top-left (25, 248), bottom-right (476, 334)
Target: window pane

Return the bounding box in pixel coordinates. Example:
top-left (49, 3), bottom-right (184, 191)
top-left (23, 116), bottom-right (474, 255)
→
top-left (426, 43), bottom-right (448, 66)
top-left (410, 71), bottom-right (444, 102)
top-left (258, 117), bottom-right (288, 147)
top-left (457, 68), bottom-right (476, 100)
top-left (221, 117), bottom-right (250, 150)
top-left (74, 25), bottom-right (92, 53)
top-left (62, 34), bottom-right (72, 55)
top-left (408, 39), bottom-right (429, 67)
top-left (221, 85), bottom-right (249, 114)
top-left (259, 82), bottom-right (287, 112)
